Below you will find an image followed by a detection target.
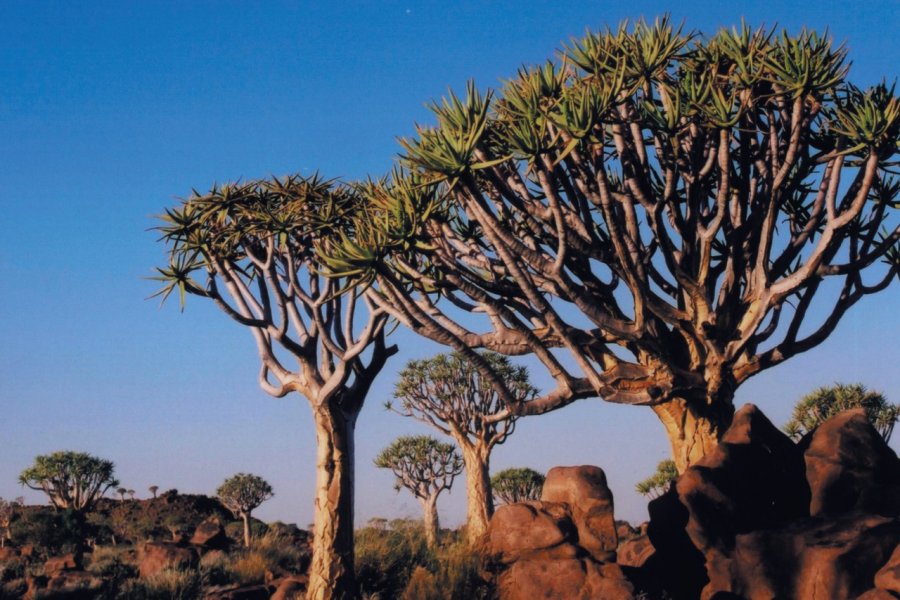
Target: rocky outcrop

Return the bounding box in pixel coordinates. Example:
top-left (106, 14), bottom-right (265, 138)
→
top-left (190, 515), bottom-right (231, 550)
top-left (640, 404), bottom-right (900, 600)
top-left (617, 534), bottom-right (654, 568)
top-left (484, 465), bottom-right (634, 600)
top-left (137, 541), bottom-right (198, 578)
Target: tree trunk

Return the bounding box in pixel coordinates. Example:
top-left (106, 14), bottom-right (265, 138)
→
top-left (241, 512), bottom-right (251, 548)
top-left (421, 495), bottom-right (440, 549)
top-left (652, 396), bottom-right (735, 473)
top-left (460, 444), bottom-right (493, 544)
top-left (307, 403), bottom-right (358, 600)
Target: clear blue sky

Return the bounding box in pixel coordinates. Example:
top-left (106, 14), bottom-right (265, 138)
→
top-left (1, 1), bottom-right (898, 528)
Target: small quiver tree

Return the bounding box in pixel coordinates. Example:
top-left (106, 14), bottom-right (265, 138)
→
top-left (155, 174), bottom-right (397, 598)
top-left (389, 352), bottom-right (536, 542)
top-left (784, 383), bottom-right (900, 442)
top-left (327, 19), bottom-right (900, 473)
top-left (491, 468), bottom-right (545, 505)
top-left (635, 459), bottom-right (679, 499)
top-left (217, 473), bottom-right (274, 548)
top-left (0, 497), bottom-right (24, 548)
top-left (149, 485), bottom-right (159, 499)
top-left (19, 451), bottom-right (118, 513)
top-left (375, 435), bottom-right (463, 548)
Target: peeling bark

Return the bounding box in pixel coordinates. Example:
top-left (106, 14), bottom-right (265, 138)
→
top-left (652, 396), bottom-right (735, 473)
top-left (461, 445), bottom-right (493, 543)
top-left (307, 405), bottom-right (358, 600)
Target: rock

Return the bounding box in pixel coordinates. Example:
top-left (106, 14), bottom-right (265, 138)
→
top-left (805, 409), bottom-right (900, 517)
top-left (137, 541), bottom-right (198, 578)
top-left (616, 521), bottom-right (639, 541)
top-left (190, 515), bottom-right (231, 550)
top-left (205, 584), bottom-right (272, 599)
top-left (485, 502), bottom-right (578, 565)
top-left (675, 404), bottom-right (809, 554)
top-left (271, 575), bottom-right (309, 600)
top-left (499, 558), bottom-right (634, 600)
top-left (874, 544), bottom-right (900, 594)
top-left (43, 553), bottom-right (79, 576)
top-left (542, 465), bottom-right (618, 560)
top-left (702, 513), bottom-right (900, 600)
top-left (0, 546), bottom-right (19, 561)
top-left (643, 487), bottom-right (708, 600)
top-left (617, 535), bottom-right (654, 568)
top-left (857, 590), bottom-right (898, 600)
top-left (28, 570), bottom-right (102, 599)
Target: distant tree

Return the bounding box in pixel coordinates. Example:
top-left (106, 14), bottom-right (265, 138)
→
top-left (389, 352), bottom-right (536, 542)
top-left (216, 473), bottom-right (274, 548)
top-left (19, 451), bottom-right (118, 513)
top-left (375, 435), bottom-right (463, 548)
top-left (784, 383), bottom-right (900, 441)
top-left (0, 497), bottom-right (24, 548)
top-left (491, 468), bottom-right (545, 505)
top-left (149, 486), bottom-right (159, 499)
top-left (117, 488), bottom-right (127, 502)
top-left (636, 460), bottom-right (679, 499)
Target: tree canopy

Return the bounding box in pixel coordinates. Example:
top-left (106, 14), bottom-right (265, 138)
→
top-left (491, 468), bottom-right (545, 505)
top-left (635, 459), bottom-right (679, 498)
top-left (216, 473), bottom-right (274, 517)
top-left (375, 435), bottom-right (463, 501)
top-left (319, 18), bottom-right (899, 469)
top-left (784, 383), bottom-right (899, 441)
top-left (19, 451), bottom-right (118, 512)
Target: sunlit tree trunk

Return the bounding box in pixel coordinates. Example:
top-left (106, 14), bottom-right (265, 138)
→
top-left (421, 495), bottom-right (440, 549)
top-left (460, 445), bottom-right (492, 543)
top-left (307, 403), bottom-right (358, 600)
top-left (241, 512), bottom-right (251, 548)
top-left (652, 396), bottom-right (735, 473)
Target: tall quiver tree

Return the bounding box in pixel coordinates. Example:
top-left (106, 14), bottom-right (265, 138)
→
top-left (374, 436), bottom-right (463, 548)
top-left (327, 19), bottom-right (900, 472)
top-left (217, 473), bottom-right (274, 548)
top-left (389, 352), bottom-right (535, 542)
top-left (154, 174), bottom-right (397, 599)
top-left (19, 451), bottom-right (118, 513)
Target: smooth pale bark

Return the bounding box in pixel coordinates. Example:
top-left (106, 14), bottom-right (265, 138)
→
top-left (307, 404), bottom-right (358, 600)
top-left (421, 495), bottom-right (440, 549)
top-left (460, 445), bottom-right (493, 543)
top-left (241, 512), bottom-right (251, 548)
top-left (652, 397), bottom-right (735, 473)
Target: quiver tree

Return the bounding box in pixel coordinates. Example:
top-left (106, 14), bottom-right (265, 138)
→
top-left (116, 488), bottom-right (126, 502)
top-left (149, 486), bottom-right (159, 499)
top-left (491, 468), bottom-right (545, 505)
top-left (0, 497), bottom-right (23, 548)
top-left (19, 451), bottom-right (118, 513)
top-left (154, 174), bottom-right (396, 599)
top-left (388, 352), bottom-right (535, 541)
top-left (325, 18), bottom-right (900, 472)
top-left (784, 383), bottom-right (900, 441)
top-left (217, 473), bottom-right (274, 548)
top-left (374, 435), bottom-right (463, 548)
top-left (127, 489), bottom-right (135, 501)
top-left (635, 459), bottom-right (678, 499)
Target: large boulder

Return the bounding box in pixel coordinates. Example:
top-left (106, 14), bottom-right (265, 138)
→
top-left (617, 535), bottom-right (654, 568)
top-left (271, 575), bottom-right (308, 600)
top-left (137, 541), bottom-right (198, 578)
top-left (805, 408), bottom-right (900, 517)
top-left (43, 553), bottom-right (80, 577)
top-left (703, 513), bottom-right (900, 599)
top-left (190, 515), bottom-right (231, 550)
top-left (542, 466), bottom-right (618, 561)
top-left (499, 558), bottom-right (633, 600)
top-left (485, 502), bottom-right (578, 565)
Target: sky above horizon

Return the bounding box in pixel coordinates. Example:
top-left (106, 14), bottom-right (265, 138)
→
top-left (1, 1), bottom-right (899, 528)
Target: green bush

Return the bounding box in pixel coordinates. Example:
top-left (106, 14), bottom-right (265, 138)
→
top-left (116, 567), bottom-right (201, 600)
top-left (9, 508), bottom-right (86, 557)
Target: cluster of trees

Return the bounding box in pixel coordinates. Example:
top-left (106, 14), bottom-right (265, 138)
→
top-left (12, 451), bottom-right (275, 549)
top-left (154, 17), bottom-right (899, 599)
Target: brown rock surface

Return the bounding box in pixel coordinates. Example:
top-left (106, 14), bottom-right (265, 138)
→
top-left (499, 558), bottom-right (634, 600)
top-left (874, 544), bottom-right (900, 594)
top-left (43, 553), bottom-right (79, 577)
top-left (137, 541), bottom-right (198, 578)
top-left (617, 535), bottom-right (654, 568)
top-left (0, 546), bottom-right (18, 561)
top-left (805, 409), bottom-right (900, 517)
top-left (190, 515), bottom-right (231, 550)
top-left (485, 502), bottom-right (577, 565)
top-left (542, 465), bottom-right (618, 560)
top-left (271, 575), bottom-right (309, 600)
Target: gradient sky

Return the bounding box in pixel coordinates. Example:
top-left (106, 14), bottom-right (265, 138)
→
top-left (1, 1), bottom-right (898, 529)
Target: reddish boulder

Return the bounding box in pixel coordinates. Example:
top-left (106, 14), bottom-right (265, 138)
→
top-left (0, 546), bottom-right (18, 561)
top-left (805, 409), bottom-right (900, 517)
top-left (137, 541), bottom-right (198, 578)
top-left (702, 513), bottom-right (900, 599)
top-left (542, 466), bottom-right (618, 560)
top-left (874, 544), bottom-right (900, 594)
top-left (190, 515), bottom-right (231, 550)
top-left (485, 502), bottom-right (578, 565)
top-left (617, 535), bottom-right (654, 568)
top-left (271, 575), bottom-right (308, 600)
top-left (499, 558), bottom-right (634, 600)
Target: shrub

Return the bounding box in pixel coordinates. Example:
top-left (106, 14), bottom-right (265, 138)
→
top-left (117, 567), bottom-right (201, 600)
top-left (400, 566), bottom-right (441, 600)
top-left (199, 550), bottom-right (232, 587)
top-left (253, 529), bottom-right (309, 576)
top-left (228, 551), bottom-right (268, 586)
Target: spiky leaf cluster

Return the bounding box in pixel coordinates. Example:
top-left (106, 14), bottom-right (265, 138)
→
top-left (784, 383), bottom-right (899, 442)
top-left (374, 436), bottom-right (463, 500)
top-left (491, 468), bottom-right (545, 505)
top-left (635, 459), bottom-right (678, 499)
top-left (19, 451), bottom-right (119, 512)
